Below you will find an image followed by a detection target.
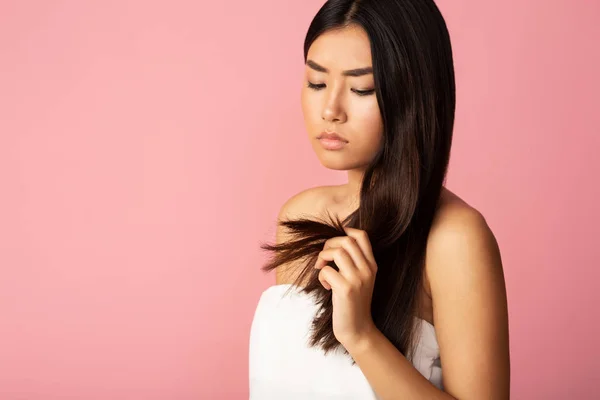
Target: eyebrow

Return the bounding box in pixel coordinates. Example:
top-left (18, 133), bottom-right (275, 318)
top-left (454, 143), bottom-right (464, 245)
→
top-left (306, 59), bottom-right (373, 77)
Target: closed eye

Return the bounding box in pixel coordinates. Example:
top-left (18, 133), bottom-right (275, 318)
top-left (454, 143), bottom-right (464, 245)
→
top-left (307, 81), bottom-right (326, 90)
top-left (307, 81), bottom-right (375, 96)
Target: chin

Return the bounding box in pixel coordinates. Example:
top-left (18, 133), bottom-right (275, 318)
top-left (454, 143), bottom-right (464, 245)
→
top-left (316, 156), bottom-right (354, 171)
top-left (321, 163), bottom-right (350, 171)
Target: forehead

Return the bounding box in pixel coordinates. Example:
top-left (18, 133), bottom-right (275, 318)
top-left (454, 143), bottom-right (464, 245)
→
top-left (306, 25), bottom-right (372, 72)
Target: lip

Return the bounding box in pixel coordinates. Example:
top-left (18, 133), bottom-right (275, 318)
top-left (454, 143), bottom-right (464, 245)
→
top-left (317, 131), bottom-right (348, 142)
top-left (318, 138), bottom-right (347, 150)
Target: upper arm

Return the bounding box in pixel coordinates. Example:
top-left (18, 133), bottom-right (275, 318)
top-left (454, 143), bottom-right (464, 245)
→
top-left (426, 207), bottom-right (510, 399)
top-left (275, 188), bottom-right (319, 285)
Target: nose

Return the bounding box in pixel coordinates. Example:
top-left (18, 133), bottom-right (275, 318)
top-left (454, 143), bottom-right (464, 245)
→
top-left (321, 91), bottom-right (347, 124)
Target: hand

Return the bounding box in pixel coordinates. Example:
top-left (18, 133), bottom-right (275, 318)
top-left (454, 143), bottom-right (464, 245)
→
top-left (314, 227), bottom-right (379, 350)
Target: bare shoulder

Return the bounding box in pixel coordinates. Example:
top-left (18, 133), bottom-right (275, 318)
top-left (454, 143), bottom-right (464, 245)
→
top-left (424, 188), bottom-right (503, 301)
top-left (275, 186), bottom-right (332, 285)
top-left (277, 186), bottom-right (327, 223)
top-left (425, 188), bottom-right (510, 398)
top-left (425, 188), bottom-right (501, 281)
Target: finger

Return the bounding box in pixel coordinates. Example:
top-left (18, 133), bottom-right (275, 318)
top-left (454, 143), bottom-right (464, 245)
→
top-left (321, 236), bottom-right (373, 277)
top-left (343, 227), bottom-right (377, 274)
top-left (315, 247), bottom-right (362, 286)
top-left (318, 265), bottom-right (349, 292)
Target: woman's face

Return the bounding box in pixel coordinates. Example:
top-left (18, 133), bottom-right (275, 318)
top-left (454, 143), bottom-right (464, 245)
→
top-left (301, 25), bottom-right (384, 172)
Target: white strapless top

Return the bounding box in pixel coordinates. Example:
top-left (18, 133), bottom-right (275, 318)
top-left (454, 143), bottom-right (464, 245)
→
top-left (249, 284), bottom-right (443, 399)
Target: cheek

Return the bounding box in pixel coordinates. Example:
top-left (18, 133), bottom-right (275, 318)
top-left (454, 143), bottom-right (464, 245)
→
top-left (300, 89), bottom-right (313, 118)
top-left (353, 101), bottom-right (384, 141)
top-left (301, 89), bottom-right (321, 123)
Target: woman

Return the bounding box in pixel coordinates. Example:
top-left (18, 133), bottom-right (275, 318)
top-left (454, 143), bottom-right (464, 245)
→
top-left (249, 0), bottom-right (510, 398)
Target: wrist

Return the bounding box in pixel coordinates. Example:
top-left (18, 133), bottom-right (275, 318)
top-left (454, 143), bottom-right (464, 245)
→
top-left (341, 322), bottom-right (380, 355)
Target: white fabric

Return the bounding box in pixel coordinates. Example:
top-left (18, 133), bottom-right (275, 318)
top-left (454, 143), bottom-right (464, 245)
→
top-left (249, 284), bottom-right (443, 399)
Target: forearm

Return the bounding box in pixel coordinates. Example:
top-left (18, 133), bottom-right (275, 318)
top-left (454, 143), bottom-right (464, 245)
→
top-left (345, 327), bottom-right (456, 400)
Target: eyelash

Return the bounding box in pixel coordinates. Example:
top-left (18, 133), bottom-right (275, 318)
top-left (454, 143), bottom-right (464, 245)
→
top-left (306, 81), bottom-right (375, 96)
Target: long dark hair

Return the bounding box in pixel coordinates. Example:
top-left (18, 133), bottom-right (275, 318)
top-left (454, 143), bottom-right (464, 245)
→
top-left (260, 0), bottom-right (456, 364)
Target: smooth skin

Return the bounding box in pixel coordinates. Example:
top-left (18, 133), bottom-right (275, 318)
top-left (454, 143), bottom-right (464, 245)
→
top-left (276, 24), bottom-right (510, 399)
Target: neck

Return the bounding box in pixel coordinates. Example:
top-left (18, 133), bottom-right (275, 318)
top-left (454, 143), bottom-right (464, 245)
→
top-left (343, 168), bottom-right (366, 209)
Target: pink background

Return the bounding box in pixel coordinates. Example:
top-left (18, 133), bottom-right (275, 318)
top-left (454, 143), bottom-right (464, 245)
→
top-left (0, 1), bottom-right (598, 399)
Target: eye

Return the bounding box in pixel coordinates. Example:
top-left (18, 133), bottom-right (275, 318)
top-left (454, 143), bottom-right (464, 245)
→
top-left (352, 88), bottom-right (376, 96)
top-left (307, 81), bottom-right (325, 90)
top-left (307, 81), bottom-right (375, 97)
